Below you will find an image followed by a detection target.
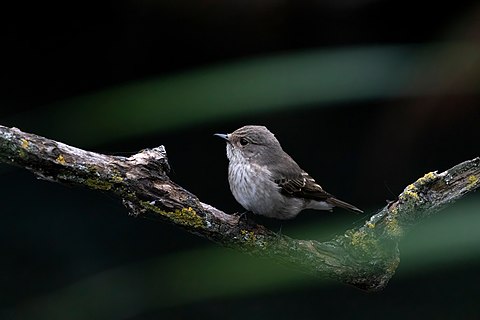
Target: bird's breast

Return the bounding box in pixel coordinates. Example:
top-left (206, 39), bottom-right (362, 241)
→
top-left (227, 159), bottom-right (302, 219)
top-left (228, 160), bottom-right (276, 212)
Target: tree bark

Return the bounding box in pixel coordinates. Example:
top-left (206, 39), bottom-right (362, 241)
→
top-left (0, 125), bottom-right (478, 291)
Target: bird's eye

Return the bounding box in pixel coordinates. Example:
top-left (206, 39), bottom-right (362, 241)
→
top-left (239, 138), bottom-right (249, 146)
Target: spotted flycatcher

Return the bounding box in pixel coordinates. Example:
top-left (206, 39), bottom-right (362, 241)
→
top-left (215, 125), bottom-right (363, 219)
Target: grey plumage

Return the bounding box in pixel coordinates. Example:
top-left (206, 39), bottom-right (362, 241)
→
top-left (215, 125), bottom-right (363, 220)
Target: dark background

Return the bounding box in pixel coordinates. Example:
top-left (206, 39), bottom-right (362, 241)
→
top-left (1, 1), bottom-right (480, 319)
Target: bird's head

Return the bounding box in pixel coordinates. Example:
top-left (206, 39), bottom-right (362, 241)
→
top-left (214, 125), bottom-right (282, 163)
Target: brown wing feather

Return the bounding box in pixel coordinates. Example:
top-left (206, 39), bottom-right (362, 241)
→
top-left (269, 153), bottom-right (363, 213)
top-left (275, 172), bottom-right (331, 201)
top-left (275, 172), bottom-right (364, 214)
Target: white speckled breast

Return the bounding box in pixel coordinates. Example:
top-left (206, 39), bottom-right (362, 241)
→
top-left (226, 144), bottom-right (304, 219)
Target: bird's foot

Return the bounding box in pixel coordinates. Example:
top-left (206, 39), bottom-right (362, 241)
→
top-left (233, 210), bottom-right (250, 221)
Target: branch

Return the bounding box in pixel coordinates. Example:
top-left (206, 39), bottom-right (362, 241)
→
top-left (0, 125), bottom-right (478, 291)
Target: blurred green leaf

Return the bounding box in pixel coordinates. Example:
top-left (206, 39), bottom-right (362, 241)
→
top-left (5, 42), bottom-right (478, 146)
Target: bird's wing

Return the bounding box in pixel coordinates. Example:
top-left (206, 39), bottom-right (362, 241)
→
top-left (268, 153), bottom-right (364, 213)
top-left (274, 171), bottom-right (331, 201)
top-left (274, 170), bottom-right (364, 213)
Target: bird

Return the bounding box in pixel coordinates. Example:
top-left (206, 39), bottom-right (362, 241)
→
top-left (214, 125), bottom-right (363, 220)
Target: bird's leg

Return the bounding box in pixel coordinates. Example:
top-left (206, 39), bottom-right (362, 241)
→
top-left (233, 210), bottom-right (250, 221)
top-left (277, 224), bottom-right (283, 235)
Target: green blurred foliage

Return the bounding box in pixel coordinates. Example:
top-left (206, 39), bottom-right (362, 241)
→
top-left (6, 42), bottom-right (479, 146)
top-left (14, 197), bottom-right (480, 319)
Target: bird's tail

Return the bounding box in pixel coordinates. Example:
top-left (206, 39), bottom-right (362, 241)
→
top-left (327, 197), bottom-right (364, 214)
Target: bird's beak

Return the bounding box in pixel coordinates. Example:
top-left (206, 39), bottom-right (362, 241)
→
top-left (214, 133), bottom-right (229, 141)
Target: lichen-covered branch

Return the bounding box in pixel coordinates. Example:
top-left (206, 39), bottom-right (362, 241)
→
top-left (0, 125), bottom-right (478, 291)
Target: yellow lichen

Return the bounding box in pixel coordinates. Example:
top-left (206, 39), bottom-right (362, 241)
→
top-left (416, 171), bottom-right (437, 185)
top-left (399, 172), bottom-right (437, 204)
top-left (240, 229), bottom-right (257, 243)
top-left (350, 230), bottom-right (366, 246)
top-left (389, 205), bottom-right (399, 215)
top-left (344, 225), bottom-right (387, 255)
top-left (366, 221), bottom-right (375, 229)
top-left (168, 207), bottom-right (204, 228)
top-left (347, 229), bottom-right (379, 252)
top-left (17, 139), bottom-right (29, 158)
top-left (86, 164), bottom-right (98, 174)
top-left (110, 174), bottom-right (124, 183)
top-left (20, 139), bottom-right (29, 149)
top-left (400, 184), bottom-right (420, 202)
top-left (141, 202), bottom-right (204, 229)
top-left (467, 175), bottom-right (479, 189)
top-left (56, 154), bottom-right (66, 165)
top-left (18, 149), bottom-right (27, 158)
top-left (85, 178), bottom-right (113, 191)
